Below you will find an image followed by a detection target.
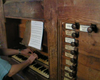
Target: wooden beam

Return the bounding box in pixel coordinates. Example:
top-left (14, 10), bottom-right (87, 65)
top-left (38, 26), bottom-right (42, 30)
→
top-left (4, 1), bottom-right (44, 20)
top-left (0, 0), bottom-right (7, 48)
top-left (44, 0), bottom-right (58, 80)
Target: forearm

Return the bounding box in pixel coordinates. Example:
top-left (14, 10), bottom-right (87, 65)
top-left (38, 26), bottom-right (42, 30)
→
top-left (8, 60), bottom-right (30, 77)
top-left (3, 48), bottom-right (19, 56)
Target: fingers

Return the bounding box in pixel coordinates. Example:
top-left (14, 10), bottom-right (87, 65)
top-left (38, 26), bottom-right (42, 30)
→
top-left (21, 48), bottom-right (33, 56)
top-left (28, 53), bottom-right (38, 64)
top-left (33, 53), bottom-right (38, 59)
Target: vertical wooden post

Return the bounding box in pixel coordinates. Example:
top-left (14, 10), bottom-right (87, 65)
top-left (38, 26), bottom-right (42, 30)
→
top-left (44, 0), bottom-right (58, 80)
top-left (0, 0), bottom-right (7, 48)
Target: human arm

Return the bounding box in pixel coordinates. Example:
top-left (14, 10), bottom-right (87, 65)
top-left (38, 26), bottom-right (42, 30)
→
top-left (7, 53), bottom-right (38, 77)
top-left (0, 48), bottom-right (32, 56)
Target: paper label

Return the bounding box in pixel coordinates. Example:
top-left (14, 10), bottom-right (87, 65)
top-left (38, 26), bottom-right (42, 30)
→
top-left (65, 45), bottom-right (75, 50)
top-left (66, 59), bottom-right (73, 66)
top-left (65, 72), bottom-right (72, 78)
top-left (65, 66), bottom-right (73, 72)
top-left (65, 30), bottom-right (75, 36)
top-left (64, 77), bottom-right (70, 80)
top-left (65, 37), bottom-right (75, 43)
top-left (65, 52), bottom-right (74, 58)
top-left (80, 25), bottom-right (90, 32)
top-left (65, 23), bottom-right (73, 30)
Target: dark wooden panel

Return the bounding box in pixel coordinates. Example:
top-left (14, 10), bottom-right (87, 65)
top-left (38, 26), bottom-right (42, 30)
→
top-left (5, 18), bottom-right (20, 48)
top-left (4, 1), bottom-right (44, 20)
top-left (0, 0), bottom-right (7, 48)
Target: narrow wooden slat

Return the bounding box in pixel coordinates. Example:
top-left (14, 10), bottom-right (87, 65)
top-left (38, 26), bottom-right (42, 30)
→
top-left (0, 0), bottom-right (7, 48)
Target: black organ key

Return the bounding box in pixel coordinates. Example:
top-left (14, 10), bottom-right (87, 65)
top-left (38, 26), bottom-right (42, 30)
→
top-left (39, 66), bottom-right (46, 71)
top-left (33, 51), bottom-right (42, 58)
top-left (22, 57), bottom-right (27, 60)
top-left (16, 55), bottom-right (24, 58)
top-left (41, 56), bottom-right (48, 60)
top-left (33, 51), bottom-right (48, 60)
top-left (44, 69), bottom-right (49, 74)
top-left (34, 64), bottom-right (41, 68)
top-left (31, 61), bottom-right (36, 65)
top-left (16, 55), bottom-right (27, 60)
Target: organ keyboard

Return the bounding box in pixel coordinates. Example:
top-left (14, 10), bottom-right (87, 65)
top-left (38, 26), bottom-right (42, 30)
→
top-left (11, 44), bottom-right (49, 79)
top-left (12, 54), bottom-right (49, 78)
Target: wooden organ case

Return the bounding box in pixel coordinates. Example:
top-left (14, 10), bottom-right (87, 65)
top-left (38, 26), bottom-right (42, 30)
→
top-left (0, 0), bottom-right (100, 80)
top-left (58, 0), bottom-right (100, 80)
top-left (0, 0), bottom-right (57, 80)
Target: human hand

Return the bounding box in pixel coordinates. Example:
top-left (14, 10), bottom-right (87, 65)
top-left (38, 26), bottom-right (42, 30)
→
top-left (27, 53), bottom-right (38, 64)
top-left (20, 48), bottom-right (33, 56)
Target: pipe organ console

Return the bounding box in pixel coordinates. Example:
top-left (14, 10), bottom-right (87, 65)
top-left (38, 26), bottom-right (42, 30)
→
top-left (5, 19), bottom-right (50, 80)
top-left (0, 0), bottom-right (100, 80)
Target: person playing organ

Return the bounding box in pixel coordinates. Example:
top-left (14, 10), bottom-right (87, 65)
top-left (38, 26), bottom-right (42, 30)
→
top-left (0, 48), bottom-right (38, 80)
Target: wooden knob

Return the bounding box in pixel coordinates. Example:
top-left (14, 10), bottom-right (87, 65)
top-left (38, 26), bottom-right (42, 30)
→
top-left (70, 50), bottom-right (77, 55)
top-left (69, 72), bottom-right (76, 77)
top-left (70, 48), bottom-right (78, 55)
top-left (70, 58), bottom-right (76, 63)
top-left (87, 24), bottom-right (98, 33)
top-left (71, 40), bottom-right (79, 47)
top-left (72, 23), bottom-right (80, 29)
top-left (70, 66), bottom-right (76, 70)
top-left (70, 50), bottom-right (76, 55)
top-left (72, 32), bottom-right (79, 38)
top-left (87, 26), bottom-right (93, 33)
top-left (72, 24), bottom-right (76, 29)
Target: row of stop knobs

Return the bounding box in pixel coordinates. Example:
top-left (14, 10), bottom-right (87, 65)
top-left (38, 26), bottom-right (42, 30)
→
top-left (67, 48), bottom-right (78, 78)
top-left (65, 23), bottom-right (79, 78)
top-left (72, 22), bottom-right (98, 33)
top-left (64, 22), bottom-right (98, 79)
